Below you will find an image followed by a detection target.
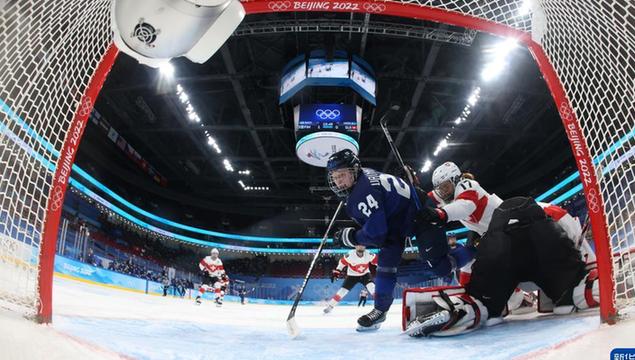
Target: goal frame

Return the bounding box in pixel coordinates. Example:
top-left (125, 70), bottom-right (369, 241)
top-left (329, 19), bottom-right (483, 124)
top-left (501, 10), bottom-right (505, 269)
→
top-left (34, 0), bottom-right (616, 324)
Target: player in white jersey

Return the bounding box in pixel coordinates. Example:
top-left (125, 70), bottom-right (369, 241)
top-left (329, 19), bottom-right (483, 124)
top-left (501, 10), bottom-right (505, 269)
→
top-left (425, 163), bottom-right (503, 236)
top-left (406, 163), bottom-right (599, 337)
top-left (424, 162), bottom-right (596, 314)
top-left (424, 162), bottom-right (596, 269)
top-left (195, 248), bottom-right (226, 306)
top-left (324, 245), bottom-right (377, 314)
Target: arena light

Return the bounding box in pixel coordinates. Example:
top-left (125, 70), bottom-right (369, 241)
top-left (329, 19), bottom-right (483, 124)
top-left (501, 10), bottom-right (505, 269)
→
top-left (481, 39), bottom-right (517, 82)
top-left (481, 60), bottom-right (507, 82)
top-left (159, 62), bottom-right (174, 78)
top-left (223, 158), bottom-right (234, 172)
top-left (238, 170), bottom-right (251, 175)
top-left (421, 160), bottom-right (432, 173)
top-left (468, 87), bottom-right (481, 106)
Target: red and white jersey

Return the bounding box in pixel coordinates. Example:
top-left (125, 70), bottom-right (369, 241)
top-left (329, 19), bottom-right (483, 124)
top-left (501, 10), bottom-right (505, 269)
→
top-left (199, 256), bottom-right (225, 277)
top-left (337, 250), bottom-right (378, 277)
top-left (539, 202), bottom-right (582, 242)
top-left (429, 179), bottom-right (503, 236)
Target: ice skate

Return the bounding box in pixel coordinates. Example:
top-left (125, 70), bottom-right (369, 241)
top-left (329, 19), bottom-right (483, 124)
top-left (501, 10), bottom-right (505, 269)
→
top-left (356, 308), bottom-right (385, 331)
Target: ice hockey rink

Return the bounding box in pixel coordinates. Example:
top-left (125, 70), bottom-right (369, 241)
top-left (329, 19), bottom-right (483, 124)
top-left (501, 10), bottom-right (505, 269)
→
top-left (0, 276), bottom-right (633, 360)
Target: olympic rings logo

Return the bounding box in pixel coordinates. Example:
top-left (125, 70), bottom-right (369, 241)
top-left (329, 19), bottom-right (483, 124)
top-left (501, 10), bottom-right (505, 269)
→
top-left (315, 109), bottom-right (340, 120)
top-left (268, 1), bottom-right (291, 11)
top-left (50, 185), bottom-right (64, 212)
top-left (586, 188), bottom-right (601, 214)
top-left (363, 2), bottom-right (386, 12)
top-left (78, 96), bottom-right (93, 117)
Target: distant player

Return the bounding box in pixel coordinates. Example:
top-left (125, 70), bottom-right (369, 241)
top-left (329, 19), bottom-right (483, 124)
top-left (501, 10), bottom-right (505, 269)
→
top-left (358, 288), bottom-right (369, 307)
top-left (195, 248), bottom-right (225, 306)
top-left (218, 273), bottom-right (230, 306)
top-left (324, 245), bottom-right (377, 314)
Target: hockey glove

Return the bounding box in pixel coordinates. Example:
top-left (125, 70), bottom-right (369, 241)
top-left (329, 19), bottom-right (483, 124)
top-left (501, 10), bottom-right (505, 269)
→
top-left (417, 207), bottom-right (448, 225)
top-left (330, 269), bottom-right (343, 283)
top-left (401, 164), bottom-right (421, 187)
top-left (333, 227), bottom-right (357, 247)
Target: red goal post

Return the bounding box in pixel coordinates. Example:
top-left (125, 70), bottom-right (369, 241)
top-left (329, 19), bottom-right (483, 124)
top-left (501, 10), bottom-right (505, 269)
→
top-left (0, 0), bottom-right (632, 325)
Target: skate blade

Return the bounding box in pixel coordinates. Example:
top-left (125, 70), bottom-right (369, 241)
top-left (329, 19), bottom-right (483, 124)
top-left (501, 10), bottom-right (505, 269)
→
top-left (356, 323), bottom-right (382, 332)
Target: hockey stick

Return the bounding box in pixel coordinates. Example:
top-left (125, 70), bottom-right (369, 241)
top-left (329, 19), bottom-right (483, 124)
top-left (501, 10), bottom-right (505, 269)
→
top-left (286, 201), bottom-right (344, 338)
top-left (379, 105), bottom-right (423, 210)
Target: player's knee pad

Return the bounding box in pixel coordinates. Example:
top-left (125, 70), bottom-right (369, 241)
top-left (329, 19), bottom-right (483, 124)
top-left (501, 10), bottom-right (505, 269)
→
top-left (402, 286), bottom-right (488, 337)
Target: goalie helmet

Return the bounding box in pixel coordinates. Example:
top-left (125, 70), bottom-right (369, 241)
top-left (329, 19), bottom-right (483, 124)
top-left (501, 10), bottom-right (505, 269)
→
top-left (432, 162), bottom-right (462, 202)
top-left (211, 248), bottom-right (219, 256)
top-left (326, 149), bottom-right (361, 199)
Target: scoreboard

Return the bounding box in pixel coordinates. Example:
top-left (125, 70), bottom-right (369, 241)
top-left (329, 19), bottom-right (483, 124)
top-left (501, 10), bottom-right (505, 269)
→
top-left (294, 104), bottom-right (361, 167)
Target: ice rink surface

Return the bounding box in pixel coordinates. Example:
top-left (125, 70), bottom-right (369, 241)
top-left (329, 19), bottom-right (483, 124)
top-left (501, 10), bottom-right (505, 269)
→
top-left (2, 276), bottom-right (634, 360)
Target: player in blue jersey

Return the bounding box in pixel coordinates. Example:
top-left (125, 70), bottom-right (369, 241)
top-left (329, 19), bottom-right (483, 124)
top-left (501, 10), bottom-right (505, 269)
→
top-left (327, 149), bottom-right (466, 331)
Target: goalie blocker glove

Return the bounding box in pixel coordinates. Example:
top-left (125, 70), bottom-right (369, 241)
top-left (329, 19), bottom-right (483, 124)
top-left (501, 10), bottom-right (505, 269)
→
top-left (405, 289), bottom-right (488, 337)
top-left (333, 227), bottom-right (357, 247)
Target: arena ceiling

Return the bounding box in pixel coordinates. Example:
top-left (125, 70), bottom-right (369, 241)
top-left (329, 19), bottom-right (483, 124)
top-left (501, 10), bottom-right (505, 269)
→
top-left (75, 11), bottom-right (576, 235)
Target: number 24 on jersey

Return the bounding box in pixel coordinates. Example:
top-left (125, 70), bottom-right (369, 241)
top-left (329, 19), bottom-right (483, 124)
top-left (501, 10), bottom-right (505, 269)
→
top-left (357, 174), bottom-right (410, 217)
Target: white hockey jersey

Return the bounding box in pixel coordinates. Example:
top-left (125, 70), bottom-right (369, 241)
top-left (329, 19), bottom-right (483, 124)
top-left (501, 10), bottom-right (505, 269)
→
top-left (336, 250), bottom-right (378, 277)
top-left (539, 202), bottom-right (581, 240)
top-left (199, 256), bottom-right (225, 277)
top-left (429, 178), bottom-right (503, 236)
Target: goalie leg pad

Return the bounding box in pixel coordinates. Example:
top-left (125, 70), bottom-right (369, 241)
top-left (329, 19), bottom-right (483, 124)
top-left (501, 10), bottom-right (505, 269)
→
top-left (572, 268), bottom-right (599, 310)
top-left (403, 286), bottom-right (488, 337)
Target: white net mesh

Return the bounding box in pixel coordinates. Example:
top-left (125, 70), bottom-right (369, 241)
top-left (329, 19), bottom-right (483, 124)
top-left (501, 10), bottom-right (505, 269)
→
top-left (0, 0), bottom-right (632, 319)
top-left (534, 0), bottom-right (635, 311)
top-left (0, 0), bottom-right (112, 315)
top-left (378, 0), bottom-right (635, 315)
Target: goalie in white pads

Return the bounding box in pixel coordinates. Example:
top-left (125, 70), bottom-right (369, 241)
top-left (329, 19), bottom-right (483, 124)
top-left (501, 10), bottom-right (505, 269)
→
top-left (324, 245), bottom-right (377, 314)
top-left (404, 162), bottom-right (599, 336)
top-left (196, 248), bottom-right (226, 306)
top-left (407, 191), bottom-right (600, 337)
top-left (422, 162), bottom-right (596, 315)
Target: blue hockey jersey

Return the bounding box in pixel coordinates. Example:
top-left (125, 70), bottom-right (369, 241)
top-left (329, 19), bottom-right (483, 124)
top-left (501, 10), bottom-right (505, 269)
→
top-left (346, 168), bottom-right (418, 247)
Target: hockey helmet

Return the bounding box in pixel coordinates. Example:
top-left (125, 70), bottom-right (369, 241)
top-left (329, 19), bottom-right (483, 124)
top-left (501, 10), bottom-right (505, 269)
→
top-left (432, 162), bottom-right (461, 202)
top-left (326, 149), bottom-right (361, 198)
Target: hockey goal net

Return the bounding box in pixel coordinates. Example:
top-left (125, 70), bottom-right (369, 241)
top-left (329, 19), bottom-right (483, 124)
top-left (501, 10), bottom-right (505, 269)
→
top-left (0, 0), bottom-right (633, 324)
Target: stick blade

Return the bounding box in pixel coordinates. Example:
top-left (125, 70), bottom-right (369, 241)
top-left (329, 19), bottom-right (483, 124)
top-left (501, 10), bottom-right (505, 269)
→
top-left (286, 316), bottom-right (301, 338)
